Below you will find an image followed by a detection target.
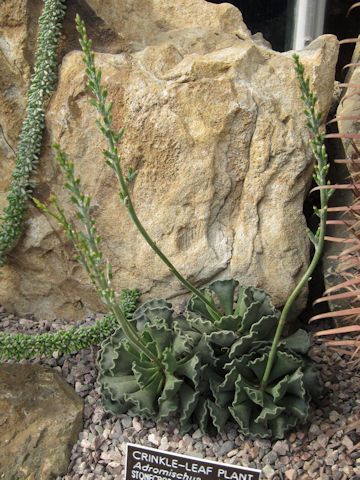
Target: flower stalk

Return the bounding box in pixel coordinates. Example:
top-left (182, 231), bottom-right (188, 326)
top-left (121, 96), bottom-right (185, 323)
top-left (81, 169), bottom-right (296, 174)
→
top-left (261, 54), bottom-right (334, 388)
top-left (34, 147), bottom-right (162, 369)
top-left (75, 15), bottom-right (221, 322)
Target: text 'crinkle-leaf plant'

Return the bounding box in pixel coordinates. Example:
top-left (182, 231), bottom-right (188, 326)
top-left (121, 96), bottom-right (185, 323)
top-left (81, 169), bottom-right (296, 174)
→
top-left (35, 17), bottom-right (331, 439)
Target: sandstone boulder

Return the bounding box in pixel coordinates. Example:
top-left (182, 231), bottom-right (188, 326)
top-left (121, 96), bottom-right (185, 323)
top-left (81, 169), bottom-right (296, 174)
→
top-left (0, 363), bottom-right (83, 479)
top-left (0, 1), bottom-right (338, 320)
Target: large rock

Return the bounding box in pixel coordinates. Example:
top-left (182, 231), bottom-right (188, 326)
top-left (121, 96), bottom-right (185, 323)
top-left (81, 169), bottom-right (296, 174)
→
top-left (0, 363), bottom-right (83, 479)
top-left (0, 1), bottom-right (338, 320)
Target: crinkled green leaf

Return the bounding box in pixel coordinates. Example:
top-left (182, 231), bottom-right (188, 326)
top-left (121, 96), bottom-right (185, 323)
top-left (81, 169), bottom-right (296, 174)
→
top-left (279, 329), bottom-right (310, 354)
top-left (214, 314), bottom-right (241, 331)
top-left (146, 319), bottom-right (174, 354)
top-left (268, 414), bottom-right (299, 440)
top-left (176, 355), bottom-right (201, 386)
top-left (208, 330), bottom-right (238, 347)
top-left (194, 398), bottom-right (210, 432)
top-left (209, 279), bottom-right (239, 315)
top-left (125, 382), bottom-right (159, 416)
top-left (285, 368), bottom-right (306, 397)
top-left (255, 394), bottom-right (285, 422)
top-left (302, 363), bottom-right (323, 399)
top-left (133, 299), bottom-right (174, 330)
top-left (244, 385), bottom-right (264, 407)
top-left (179, 384), bottom-right (200, 433)
top-left (158, 373), bottom-right (183, 417)
top-left (208, 399), bottom-right (230, 431)
top-left (233, 286), bottom-right (253, 317)
top-left (267, 350), bottom-right (303, 384)
top-left (229, 314), bottom-right (278, 358)
top-left (266, 374), bottom-right (290, 402)
top-left (132, 360), bottom-right (161, 389)
top-left (188, 293), bottom-right (215, 321)
top-left (278, 395), bottom-right (309, 420)
top-left (98, 332), bottom-right (131, 373)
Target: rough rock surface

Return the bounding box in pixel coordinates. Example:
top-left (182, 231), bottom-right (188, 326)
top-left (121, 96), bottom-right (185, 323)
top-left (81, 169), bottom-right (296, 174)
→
top-left (0, 363), bottom-right (83, 480)
top-left (0, 1), bottom-right (338, 319)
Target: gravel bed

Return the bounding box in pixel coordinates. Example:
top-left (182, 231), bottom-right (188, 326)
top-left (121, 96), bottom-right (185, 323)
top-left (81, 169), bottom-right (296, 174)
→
top-left (1, 306), bottom-right (359, 480)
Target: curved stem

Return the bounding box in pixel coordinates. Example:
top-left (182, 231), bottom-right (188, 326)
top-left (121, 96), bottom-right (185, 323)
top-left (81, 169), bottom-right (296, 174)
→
top-left (260, 55), bottom-right (332, 389)
top-left (76, 16), bottom-right (221, 322)
top-left (261, 204), bottom-right (327, 387)
top-left (109, 301), bottom-right (163, 369)
top-left (125, 197), bottom-right (221, 321)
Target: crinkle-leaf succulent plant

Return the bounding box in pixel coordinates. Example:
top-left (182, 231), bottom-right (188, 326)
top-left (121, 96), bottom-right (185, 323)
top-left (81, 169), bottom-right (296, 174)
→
top-left (97, 298), bottom-right (214, 433)
top-left (97, 280), bottom-right (321, 438)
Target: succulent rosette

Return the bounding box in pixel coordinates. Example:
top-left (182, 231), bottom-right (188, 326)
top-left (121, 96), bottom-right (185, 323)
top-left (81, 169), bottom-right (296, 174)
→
top-left (97, 298), bottom-right (216, 432)
top-left (213, 329), bottom-right (322, 439)
top-left (97, 280), bottom-right (321, 438)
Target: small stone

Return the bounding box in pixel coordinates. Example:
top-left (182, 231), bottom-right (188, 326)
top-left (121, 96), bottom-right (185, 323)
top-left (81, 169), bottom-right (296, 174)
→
top-left (316, 448), bottom-right (326, 458)
top-left (94, 425), bottom-right (104, 435)
top-left (100, 450), bottom-right (122, 462)
top-left (92, 407), bottom-right (105, 424)
top-left (255, 438), bottom-right (272, 449)
top-left (227, 449), bottom-right (238, 458)
top-left (262, 465), bottom-right (275, 478)
top-left (75, 381), bottom-right (84, 393)
top-left (308, 460), bottom-right (321, 475)
top-left (188, 451), bottom-right (204, 459)
top-left (94, 464), bottom-right (105, 474)
top-left (248, 446), bottom-right (259, 461)
top-left (132, 418), bottom-right (142, 432)
top-left (19, 318), bottom-right (34, 328)
top-left (121, 416), bottom-right (132, 428)
top-left (329, 410), bottom-right (340, 422)
top-left (309, 424), bottom-right (321, 436)
top-left (325, 452), bottom-right (335, 466)
top-left (272, 440), bottom-right (289, 456)
top-left (160, 437), bottom-right (168, 449)
top-left (192, 428), bottom-right (202, 440)
top-left (342, 435), bottom-right (354, 450)
top-left (263, 451), bottom-right (277, 465)
top-left (148, 433), bottom-right (160, 446)
top-left (285, 468), bottom-right (297, 480)
top-left (218, 441), bottom-right (235, 457)
top-left (317, 434), bottom-right (329, 449)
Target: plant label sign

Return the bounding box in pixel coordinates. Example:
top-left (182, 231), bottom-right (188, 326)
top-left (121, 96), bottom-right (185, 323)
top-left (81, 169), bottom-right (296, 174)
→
top-left (125, 443), bottom-right (261, 480)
